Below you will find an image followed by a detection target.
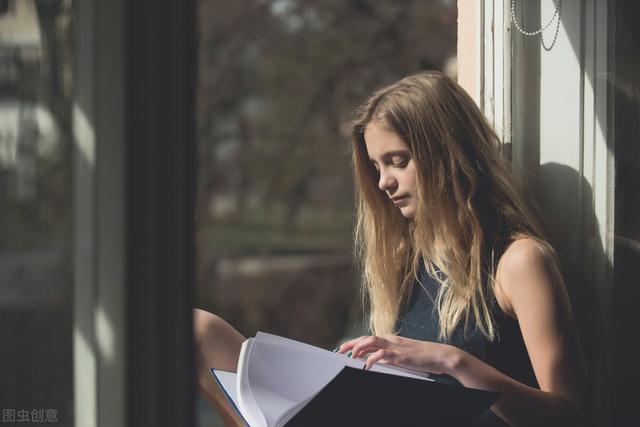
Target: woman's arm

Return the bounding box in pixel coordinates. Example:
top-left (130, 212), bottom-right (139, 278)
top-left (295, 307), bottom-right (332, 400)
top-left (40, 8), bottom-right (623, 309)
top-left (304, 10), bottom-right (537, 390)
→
top-left (491, 238), bottom-right (586, 423)
top-left (339, 238), bottom-right (586, 427)
top-left (193, 309), bottom-right (247, 426)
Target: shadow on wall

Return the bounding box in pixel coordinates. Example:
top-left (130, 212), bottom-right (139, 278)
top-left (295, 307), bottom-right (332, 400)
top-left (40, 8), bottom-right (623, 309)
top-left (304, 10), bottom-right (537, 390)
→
top-left (534, 161), bottom-right (601, 371)
top-left (533, 161), bottom-right (640, 425)
top-left (533, 162), bottom-right (602, 426)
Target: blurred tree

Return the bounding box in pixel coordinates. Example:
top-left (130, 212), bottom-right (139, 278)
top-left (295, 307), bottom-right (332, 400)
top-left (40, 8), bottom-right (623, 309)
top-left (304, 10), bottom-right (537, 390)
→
top-left (196, 0), bottom-right (456, 243)
top-left (194, 0), bottom-right (457, 376)
top-left (0, 0), bottom-right (73, 250)
top-left (0, 1), bottom-right (74, 423)
top-left (34, 0), bottom-right (72, 244)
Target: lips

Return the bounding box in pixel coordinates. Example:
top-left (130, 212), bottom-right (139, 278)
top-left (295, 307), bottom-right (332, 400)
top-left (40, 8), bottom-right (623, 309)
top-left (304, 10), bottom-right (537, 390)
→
top-left (391, 195), bottom-right (409, 205)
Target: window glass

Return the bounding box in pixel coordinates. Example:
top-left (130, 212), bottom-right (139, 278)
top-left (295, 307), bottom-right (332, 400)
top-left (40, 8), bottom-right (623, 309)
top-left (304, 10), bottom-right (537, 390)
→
top-left (195, 0), bottom-right (456, 424)
top-left (0, 0), bottom-right (73, 425)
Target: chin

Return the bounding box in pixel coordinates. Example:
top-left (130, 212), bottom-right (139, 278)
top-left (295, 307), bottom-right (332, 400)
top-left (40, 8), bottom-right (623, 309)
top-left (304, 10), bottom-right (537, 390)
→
top-left (400, 208), bottom-right (416, 219)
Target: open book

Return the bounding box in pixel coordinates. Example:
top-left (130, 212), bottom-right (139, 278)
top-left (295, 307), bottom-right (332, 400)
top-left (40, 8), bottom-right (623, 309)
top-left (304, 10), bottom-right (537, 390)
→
top-left (211, 332), bottom-right (499, 427)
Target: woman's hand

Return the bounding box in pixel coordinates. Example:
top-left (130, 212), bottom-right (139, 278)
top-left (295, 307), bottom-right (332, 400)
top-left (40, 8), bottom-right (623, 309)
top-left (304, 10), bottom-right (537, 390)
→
top-left (338, 335), bottom-right (461, 374)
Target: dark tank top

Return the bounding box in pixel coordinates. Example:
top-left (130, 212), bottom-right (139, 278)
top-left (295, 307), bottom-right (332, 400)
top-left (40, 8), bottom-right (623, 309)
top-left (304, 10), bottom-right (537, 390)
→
top-left (395, 260), bottom-right (538, 426)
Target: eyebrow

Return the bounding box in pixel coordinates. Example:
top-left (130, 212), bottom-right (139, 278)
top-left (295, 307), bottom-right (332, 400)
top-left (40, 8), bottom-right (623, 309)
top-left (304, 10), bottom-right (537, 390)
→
top-left (369, 149), bottom-right (411, 163)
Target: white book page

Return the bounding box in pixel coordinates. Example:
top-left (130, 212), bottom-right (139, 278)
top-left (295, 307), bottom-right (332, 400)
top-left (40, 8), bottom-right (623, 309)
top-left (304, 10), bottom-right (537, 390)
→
top-left (246, 333), bottom-right (352, 426)
top-left (368, 361), bottom-right (433, 380)
top-left (237, 339), bottom-right (268, 427)
top-left (213, 370), bottom-right (239, 406)
top-left (244, 332), bottom-right (433, 426)
top-left (255, 332), bottom-right (432, 381)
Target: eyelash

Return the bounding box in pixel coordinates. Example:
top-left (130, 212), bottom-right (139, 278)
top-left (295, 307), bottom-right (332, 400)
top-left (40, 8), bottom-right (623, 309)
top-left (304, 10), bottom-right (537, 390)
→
top-left (372, 159), bottom-right (409, 173)
top-left (392, 159), bottom-right (408, 168)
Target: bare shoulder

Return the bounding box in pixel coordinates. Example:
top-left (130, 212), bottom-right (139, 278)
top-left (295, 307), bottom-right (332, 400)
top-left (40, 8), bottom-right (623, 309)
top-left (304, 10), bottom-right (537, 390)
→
top-left (495, 238), bottom-right (586, 405)
top-left (501, 236), bottom-right (556, 266)
top-left (494, 236), bottom-right (565, 317)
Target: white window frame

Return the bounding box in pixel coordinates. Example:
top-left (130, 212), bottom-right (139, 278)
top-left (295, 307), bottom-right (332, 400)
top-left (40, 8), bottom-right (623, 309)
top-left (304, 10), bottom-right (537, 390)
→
top-left (459, 0), bottom-right (614, 425)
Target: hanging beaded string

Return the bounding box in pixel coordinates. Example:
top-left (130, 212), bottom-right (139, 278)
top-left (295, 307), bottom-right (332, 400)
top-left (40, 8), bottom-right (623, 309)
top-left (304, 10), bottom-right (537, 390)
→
top-left (511, 0), bottom-right (562, 50)
top-left (541, 1), bottom-right (562, 51)
top-left (510, 0), bottom-right (561, 36)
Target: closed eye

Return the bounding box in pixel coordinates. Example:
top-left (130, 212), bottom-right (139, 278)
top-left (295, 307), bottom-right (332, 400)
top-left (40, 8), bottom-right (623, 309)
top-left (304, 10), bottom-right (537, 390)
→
top-left (390, 156), bottom-right (409, 168)
top-left (392, 159), bottom-right (409, 168)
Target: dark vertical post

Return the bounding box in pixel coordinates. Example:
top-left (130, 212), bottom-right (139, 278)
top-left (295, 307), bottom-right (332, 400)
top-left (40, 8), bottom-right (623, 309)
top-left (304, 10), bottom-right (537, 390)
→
top-left (125, 1), bottom-right (195, 426)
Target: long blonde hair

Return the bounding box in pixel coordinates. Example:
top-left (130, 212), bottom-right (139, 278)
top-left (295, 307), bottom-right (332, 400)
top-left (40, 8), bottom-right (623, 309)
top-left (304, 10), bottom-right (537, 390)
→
top-left (351, 71), bottom-right (546, 340)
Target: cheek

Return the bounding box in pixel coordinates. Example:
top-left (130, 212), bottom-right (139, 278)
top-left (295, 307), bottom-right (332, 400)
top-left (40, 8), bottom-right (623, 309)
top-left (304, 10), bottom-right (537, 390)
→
top-left (406, 168), bottom-right (419, 191)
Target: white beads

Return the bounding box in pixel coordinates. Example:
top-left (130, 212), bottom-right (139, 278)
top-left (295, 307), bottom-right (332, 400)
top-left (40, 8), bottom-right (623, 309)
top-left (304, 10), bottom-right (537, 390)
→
top-left (511, 0), bottom-right (562, 37)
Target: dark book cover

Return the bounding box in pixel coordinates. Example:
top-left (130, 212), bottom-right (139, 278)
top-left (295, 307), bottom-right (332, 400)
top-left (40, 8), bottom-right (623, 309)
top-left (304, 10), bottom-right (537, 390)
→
top-left (286, 367), bottom-right (500, 427)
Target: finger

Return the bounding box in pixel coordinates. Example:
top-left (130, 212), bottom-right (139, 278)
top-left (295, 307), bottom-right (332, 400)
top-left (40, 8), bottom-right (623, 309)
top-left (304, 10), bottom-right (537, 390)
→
top-left (351, 337), bottom-right (379, 359)
top-left (364, 348), bottom-right (388, 370)
top-left (340, 336), bottom-right (373, 354)
top-left (352, 336), bottom-right (387, 359)
top-left (337, 335), bottom-right (369, 353)
top-left (338, 336), bottom-right (366, 354)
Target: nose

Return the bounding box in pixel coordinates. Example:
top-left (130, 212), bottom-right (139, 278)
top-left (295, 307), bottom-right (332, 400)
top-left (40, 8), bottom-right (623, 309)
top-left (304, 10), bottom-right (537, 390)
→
top-left (378, 168), bottom-right (397, 193)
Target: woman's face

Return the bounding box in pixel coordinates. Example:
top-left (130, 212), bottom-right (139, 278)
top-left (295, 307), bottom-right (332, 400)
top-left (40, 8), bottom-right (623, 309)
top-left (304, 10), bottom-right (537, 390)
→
top-left (364, 121), bottom-right (419, 219)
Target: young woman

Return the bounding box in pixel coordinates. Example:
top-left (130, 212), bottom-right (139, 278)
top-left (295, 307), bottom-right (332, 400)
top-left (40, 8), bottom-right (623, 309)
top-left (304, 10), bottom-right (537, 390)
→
top-left (194, 71), bottom-right (586, 426)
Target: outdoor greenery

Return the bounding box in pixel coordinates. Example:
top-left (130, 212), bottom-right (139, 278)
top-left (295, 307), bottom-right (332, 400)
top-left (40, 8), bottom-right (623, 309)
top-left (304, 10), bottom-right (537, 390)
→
top-left (196, 0), bottom-right (457, 257)
top-left (195, 0), bottom-right (457, 351)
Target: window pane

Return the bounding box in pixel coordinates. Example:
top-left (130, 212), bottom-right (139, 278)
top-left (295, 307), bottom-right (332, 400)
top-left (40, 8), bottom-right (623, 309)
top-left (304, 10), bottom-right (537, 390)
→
top-left (195, 0), bottom-right (456, 424)
top-left (0, 1), bottom-right (73, 425)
